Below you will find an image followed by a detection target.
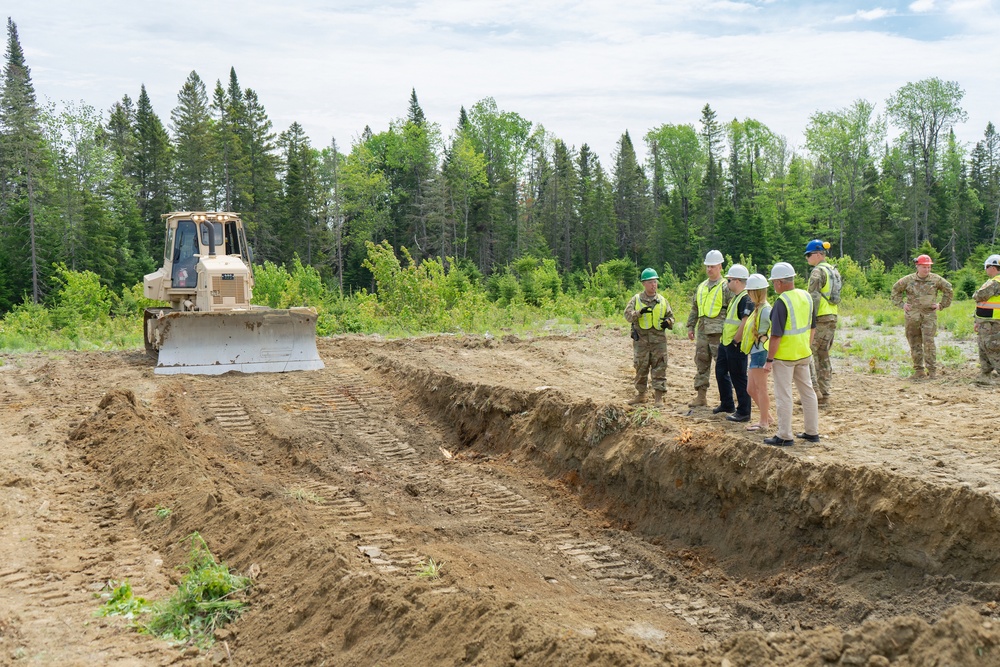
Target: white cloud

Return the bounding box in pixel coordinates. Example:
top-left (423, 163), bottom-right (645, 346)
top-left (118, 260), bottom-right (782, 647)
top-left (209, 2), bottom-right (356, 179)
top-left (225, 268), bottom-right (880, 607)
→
top-left (834, 8), bottom-right (894, 23)
top-left (909, 0), bottom-right (936, 12)
top-left (9, 0), bottom-right (1000, 163)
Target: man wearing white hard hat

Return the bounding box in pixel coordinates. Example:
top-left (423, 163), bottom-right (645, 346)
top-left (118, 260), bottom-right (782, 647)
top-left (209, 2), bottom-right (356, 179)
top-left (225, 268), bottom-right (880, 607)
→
top-left (715, 264), bottom-right (754, 422)
top-left (973, 254), bottom-right (1000, 381)
top-left (762, 262), bottom-right (820, 447)
top-left (685, 249), bottom-right (734, 408)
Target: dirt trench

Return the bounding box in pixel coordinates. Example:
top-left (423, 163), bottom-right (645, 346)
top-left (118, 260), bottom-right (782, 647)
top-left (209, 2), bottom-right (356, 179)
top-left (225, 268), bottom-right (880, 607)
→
top-left (2, 328), bottom-right (1000, 665)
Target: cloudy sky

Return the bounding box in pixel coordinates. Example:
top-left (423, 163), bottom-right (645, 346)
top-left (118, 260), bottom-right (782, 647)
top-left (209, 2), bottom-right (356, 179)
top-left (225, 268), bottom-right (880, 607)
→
top-left (9, 0), bottom-right (999, 164)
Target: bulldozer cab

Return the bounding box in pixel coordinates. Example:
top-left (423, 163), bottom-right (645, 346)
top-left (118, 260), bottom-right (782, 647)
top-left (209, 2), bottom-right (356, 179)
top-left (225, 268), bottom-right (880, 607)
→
top-left (171, 220), bottom-right (201, 288)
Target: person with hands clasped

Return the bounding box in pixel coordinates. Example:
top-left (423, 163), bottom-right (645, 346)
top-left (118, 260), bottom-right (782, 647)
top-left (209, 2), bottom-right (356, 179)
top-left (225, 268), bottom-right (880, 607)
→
top-left (686, 250), bottom-right (732, 408)
top-left (624, 268), bottom-right (675, 407)
top-left (763, 262), bottom-right (820, 448)
top-left (890, 254), bottom-right (953, 379)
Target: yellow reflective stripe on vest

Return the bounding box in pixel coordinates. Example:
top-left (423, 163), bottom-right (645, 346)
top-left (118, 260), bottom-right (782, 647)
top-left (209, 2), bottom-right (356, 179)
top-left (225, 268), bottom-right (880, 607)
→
top-left (775, 289), bottom-right (812, 361)
top-left (721, 291), bottom-right (747, 346)
top-left (976, 276), bottom-right (1000, 320)
top-left (697, 280), bottom-right (724, 318)
top-left (816, 263), bottom-right (838, 317)
top-left (635, 293), bottom-right (668, 330)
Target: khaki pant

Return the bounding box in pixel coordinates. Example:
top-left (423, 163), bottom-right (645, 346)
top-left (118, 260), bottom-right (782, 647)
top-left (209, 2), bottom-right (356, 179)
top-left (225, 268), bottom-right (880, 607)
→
top-left (693, 331), bottom-right (722, 391)
top-left (978, 320), bottom-right (1000, 375)
top-left (773, 357), bottom-right (819, 441)
top-left (809, 318), bottom-right (836, 397)
top-left (905, 309), bottom-right (939, 373)
top-left (634, 331), bottom-right (667, 392)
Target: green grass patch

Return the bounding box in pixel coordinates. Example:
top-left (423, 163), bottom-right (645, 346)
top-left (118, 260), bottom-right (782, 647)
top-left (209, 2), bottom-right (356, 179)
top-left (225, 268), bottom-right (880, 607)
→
top-left (416, 557), bottom-right (442, 579)
top-left (94, 533), bottom-right (251, 649)
top-left (96, 580), bottom-right (150, 620)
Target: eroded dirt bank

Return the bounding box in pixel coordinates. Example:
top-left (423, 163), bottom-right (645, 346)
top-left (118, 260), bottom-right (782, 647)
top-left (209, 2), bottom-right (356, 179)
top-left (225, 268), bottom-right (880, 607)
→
top-left (2, 327), bottom-right (1000, 665)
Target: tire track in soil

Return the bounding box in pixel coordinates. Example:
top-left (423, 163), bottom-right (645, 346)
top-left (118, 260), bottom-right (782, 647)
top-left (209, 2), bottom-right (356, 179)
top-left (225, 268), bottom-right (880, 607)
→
top-left (202, 363), bottom-right (754, 638)
top-left (0, 366), bottom-right (188, 666)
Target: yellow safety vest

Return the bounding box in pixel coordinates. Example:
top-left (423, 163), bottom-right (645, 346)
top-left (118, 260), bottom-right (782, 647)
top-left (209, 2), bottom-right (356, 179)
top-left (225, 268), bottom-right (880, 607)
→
top-left (816, 263), bottom-right (839, 317)
top-left (976, 275), bottom-right (1000, 320)
top-left (634, 293), bottom-right (669, 330)
top-left (740, 307), bottom-right (770, 355)
top-left (721, 290), bottom-right (748, 346)
top-left (696, 280), bottom-right (724, 318)
top-left (774, 289), bottom-right (812, 361)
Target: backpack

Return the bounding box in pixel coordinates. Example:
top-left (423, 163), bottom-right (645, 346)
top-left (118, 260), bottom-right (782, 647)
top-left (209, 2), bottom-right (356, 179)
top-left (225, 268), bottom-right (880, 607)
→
top-left (822, 264), bottom-right (843, 305)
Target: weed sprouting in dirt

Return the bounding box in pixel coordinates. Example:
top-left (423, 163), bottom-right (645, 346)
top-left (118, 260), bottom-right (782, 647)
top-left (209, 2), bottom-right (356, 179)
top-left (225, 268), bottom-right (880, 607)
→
top-left (140, 533), bottom-right (252, 647)
top-left (417, 557), bottom-right (443, 579)
top-left (96, 580), bottom-right (150, 620)
top-left (154, 505), bottom-right (172, 519)
top-left (629, 406), bottom-right (660, 427)
top-left (94, 533), bottom-right (251, 648)
top-left (286, 487), bottom-right (325, 503)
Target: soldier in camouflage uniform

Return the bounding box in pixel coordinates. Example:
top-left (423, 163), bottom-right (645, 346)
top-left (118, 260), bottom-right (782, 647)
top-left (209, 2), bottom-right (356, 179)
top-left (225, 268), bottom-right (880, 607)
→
top-left (686, 250), bottom-right (733, 408)
top-left (805, 240), bottom-right (837, 405)
top-left (891, 254), bottom-right (953, 379)
top-left (973, 254), bottom-right (1000, 381)
top-left (625, 268), bottom-right (675, 406)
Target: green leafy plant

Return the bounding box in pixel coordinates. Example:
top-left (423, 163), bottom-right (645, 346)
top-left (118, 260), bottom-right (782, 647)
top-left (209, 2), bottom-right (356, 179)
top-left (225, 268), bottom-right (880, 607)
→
top-left (140, 532), bottom-right (251, 647)
top-left (155, 506), bottom-right (172, 519)
top-left (96, 580), bottom-right (150, 620)
top-left (417, 557), bottom-right (442, 579)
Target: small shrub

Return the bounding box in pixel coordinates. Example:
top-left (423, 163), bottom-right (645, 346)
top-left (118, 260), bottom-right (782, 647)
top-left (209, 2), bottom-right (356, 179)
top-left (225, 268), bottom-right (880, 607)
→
top-left (140, 532), bottom-right (251, 647)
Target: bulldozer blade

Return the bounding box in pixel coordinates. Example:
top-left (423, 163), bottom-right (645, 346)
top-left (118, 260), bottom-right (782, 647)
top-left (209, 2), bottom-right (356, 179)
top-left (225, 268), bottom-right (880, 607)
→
top-left (149, 307), bottom-right (324, 375)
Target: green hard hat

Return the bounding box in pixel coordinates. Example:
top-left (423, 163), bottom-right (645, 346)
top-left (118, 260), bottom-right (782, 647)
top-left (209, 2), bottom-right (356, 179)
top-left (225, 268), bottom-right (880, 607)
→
top-left (640, 268), bottom-right (658, 281)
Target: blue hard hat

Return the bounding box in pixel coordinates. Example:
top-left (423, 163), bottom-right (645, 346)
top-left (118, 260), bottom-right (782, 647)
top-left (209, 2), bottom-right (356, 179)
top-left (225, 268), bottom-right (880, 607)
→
top-left (805, 239), bottom-right (829, 255)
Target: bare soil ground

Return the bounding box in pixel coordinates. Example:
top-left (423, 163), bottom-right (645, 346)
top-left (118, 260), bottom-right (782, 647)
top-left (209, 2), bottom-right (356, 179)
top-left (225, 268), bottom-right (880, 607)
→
top-left (2, 325), bottom-right (1000, 666)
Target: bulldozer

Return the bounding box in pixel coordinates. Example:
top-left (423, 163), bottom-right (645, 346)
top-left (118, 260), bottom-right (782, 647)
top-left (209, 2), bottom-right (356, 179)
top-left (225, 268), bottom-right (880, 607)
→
top-left (142, 211), bottom-right (324, 375)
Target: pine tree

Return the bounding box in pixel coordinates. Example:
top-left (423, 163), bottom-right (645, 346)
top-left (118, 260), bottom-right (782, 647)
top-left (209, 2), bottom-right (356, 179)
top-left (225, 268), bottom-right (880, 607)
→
top-left (170, 70), bottom-right (213, 210)
top-left (134, 85), bottom-right (173, 250)
top-left (0, 18), bottom-right (48, 305)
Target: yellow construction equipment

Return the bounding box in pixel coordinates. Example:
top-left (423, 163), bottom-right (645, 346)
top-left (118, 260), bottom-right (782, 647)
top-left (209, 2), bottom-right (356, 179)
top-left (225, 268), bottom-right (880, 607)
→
top-left (143, 211), bottom-right (324, 375)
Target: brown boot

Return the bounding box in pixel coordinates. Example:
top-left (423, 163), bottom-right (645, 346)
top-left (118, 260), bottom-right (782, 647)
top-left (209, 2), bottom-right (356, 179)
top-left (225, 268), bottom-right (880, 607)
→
top-left (653, 390), bottom-right (665, 408)
top-left (927, 368), bottom-right (937, 379)
top-left (628, 392), bottom-right (647, 405)
top-left (688, 388), bottom-right (707, 407)
top-left (912, 368), bottom-right (926, 379)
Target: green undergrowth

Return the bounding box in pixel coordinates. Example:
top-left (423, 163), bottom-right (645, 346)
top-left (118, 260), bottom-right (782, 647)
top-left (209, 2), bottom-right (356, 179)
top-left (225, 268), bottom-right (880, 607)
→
top-left (0, 244), bottom-right (990, 352)
top-left (96, 533), bottom-right (251, 649)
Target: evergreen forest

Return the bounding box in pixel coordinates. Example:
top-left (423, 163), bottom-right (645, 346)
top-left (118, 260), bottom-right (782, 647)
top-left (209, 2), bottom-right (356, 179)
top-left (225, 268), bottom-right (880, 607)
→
top-left (2, 18), bottom-right (999, 330)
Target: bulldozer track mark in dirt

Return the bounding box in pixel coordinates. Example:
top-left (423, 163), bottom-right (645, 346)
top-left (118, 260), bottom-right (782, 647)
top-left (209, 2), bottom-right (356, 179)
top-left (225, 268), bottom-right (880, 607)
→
top-left (7, 329), bottom-right (1000, 665)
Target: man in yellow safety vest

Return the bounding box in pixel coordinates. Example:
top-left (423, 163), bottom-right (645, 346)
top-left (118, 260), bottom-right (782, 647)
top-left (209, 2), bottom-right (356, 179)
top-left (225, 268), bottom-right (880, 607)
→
top-left (762, 262), bottom-right (820, 447)
top-left (685, 250), bottom-right (733, 408)
top-left (624, 268), bottom-right (675, 406)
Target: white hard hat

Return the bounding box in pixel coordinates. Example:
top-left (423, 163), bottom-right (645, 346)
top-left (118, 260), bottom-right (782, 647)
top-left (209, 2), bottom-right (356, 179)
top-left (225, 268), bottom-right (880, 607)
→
top-left (986, 254), bottom-right (1000, 269)
top-left (746, 273), bottom-right (768, 290)
top-left (769, 262), bottom-right (796, 281)
top-left (704, 249), bottom-right (724, 266)
top-left (726, 264), bottom-right (749, 280)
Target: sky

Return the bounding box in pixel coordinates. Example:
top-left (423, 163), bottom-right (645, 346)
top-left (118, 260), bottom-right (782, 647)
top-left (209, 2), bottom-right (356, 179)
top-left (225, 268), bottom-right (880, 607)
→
top-left (7, 0), bottom-right (1000, 165)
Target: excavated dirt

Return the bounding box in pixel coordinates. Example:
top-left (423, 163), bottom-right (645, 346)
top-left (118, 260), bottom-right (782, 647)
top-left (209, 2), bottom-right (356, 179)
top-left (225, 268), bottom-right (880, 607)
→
top-left (2, 326), bottom-right (1000, 666)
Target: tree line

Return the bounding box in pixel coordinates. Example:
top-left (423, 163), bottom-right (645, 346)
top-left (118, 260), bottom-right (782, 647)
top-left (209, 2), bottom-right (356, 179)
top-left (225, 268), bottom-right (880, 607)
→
top-left (2, 18), bottom-right (999, 316)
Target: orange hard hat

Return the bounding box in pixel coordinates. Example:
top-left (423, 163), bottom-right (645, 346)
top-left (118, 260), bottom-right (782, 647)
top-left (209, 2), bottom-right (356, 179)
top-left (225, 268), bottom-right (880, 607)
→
top-left (915, 254), bottom-right (933, 266)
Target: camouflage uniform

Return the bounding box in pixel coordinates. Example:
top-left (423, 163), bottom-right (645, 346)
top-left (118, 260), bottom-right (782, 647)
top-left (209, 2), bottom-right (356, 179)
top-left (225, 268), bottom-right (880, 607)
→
top-left (973, 276), bottom-right (1000, 377)
top-left (624, 292), bottom-right (674, 394)
top-left (891, 272), bottom-right (953, 376)
top-left (686, 279), bottom-right (732, 392)
top-left (808, 265), bottom-right (837, 399)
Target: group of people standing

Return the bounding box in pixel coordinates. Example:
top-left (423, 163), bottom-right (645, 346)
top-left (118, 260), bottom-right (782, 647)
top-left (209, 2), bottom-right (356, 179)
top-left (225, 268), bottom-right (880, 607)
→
top-left (624, 241), bottom-right (1000, 448)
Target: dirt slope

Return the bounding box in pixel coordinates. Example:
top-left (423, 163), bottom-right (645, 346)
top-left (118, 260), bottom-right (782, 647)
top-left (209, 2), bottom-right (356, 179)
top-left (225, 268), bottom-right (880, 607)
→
top-left (1, 327), bottom-right (999, 666)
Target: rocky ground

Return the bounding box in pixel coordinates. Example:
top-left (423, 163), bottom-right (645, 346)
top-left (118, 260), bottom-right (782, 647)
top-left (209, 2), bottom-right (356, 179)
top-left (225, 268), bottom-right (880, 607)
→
top-left (1, 325), bottom-right (999, 666)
